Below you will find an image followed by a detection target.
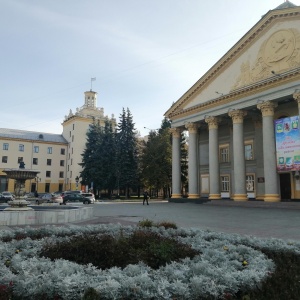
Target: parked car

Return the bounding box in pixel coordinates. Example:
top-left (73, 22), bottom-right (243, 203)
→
top-left (51, 191), bottom-right (63, 197)
top-left (1, 192), bottom-right (15, 201)
top-left (81, 193), bottom-right (95, 203)
top-left (0, 194), bottom-right (9, 203)
top-left (23, 192), bottom-right (36, 199)
top-left (63, 193), bottom-right (93, 205)
top-left (36, 193), bottom-right (63, 205)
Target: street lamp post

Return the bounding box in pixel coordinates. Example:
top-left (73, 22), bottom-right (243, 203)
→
top-left (75, 176), bottom-right (79, 190)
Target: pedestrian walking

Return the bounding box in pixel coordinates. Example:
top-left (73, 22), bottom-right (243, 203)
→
top-left (143, 191), bottom-right (149, 205)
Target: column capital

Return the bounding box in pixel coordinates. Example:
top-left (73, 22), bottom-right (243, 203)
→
top-left (228, 110), bottom-right (247, 124)
top-left (205, 116), bottom-right (220, 129)
top-left (293, 91), bottom-right (300, 106)
top-left (185, 122), bottom-right (199, 133)
top-left (169, 127), bottom-right (181, 138)
top-left (257, 101), bottom-right (277, 117)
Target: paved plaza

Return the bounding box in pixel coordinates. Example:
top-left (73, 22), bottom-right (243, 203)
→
top-left (87, 200), bottom-right (300, 241)
top-left (2, 200), bottom-right (300, 241)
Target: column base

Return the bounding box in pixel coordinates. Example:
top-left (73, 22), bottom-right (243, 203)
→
top-left (188, 194), bottom-right (200, 199)
top-left (209, 194), bottom-right (221, 200)
top-left (171, 194), bottom-right (182, 199)
top-left (264, 194), bottom-right (281, 202)
top-left (232, 194), bottom-right (248, 201)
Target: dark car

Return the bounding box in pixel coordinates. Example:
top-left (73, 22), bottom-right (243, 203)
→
top-left (62, 193), bottom-right (92, 205)
top-left (0, 194), bottom-right (9, 203)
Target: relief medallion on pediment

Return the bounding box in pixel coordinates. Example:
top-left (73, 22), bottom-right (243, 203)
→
top-left (231, 28), bottom-right (300, 91)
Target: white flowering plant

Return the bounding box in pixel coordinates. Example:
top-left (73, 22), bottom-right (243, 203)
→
top-left (0, 223), bottom-right (299, 299)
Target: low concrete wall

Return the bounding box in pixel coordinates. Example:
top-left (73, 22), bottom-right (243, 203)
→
top-left (0, 206), bottom-right (94, 226)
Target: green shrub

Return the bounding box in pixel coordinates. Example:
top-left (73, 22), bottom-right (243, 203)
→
top-left (40, 230), bottom-right (200, 270)
top-left (156, 221), bottom-right (178, 229)
top-left (138, 219), bottom-right (155, 228)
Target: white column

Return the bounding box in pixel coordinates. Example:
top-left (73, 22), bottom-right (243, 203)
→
top-left (205, 116), bottom-right (221, 200)
top-left (257, 101), bottom-right (280, 202)
top-left (185, 123), bottom-right (199, 199)
top-left (170, 128), bottom-right (182, 198)
top-left (228, 110), bottom-right (248, 201)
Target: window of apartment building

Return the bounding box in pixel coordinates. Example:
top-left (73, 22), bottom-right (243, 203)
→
top-left (59, 171), bottom-right (64, 178)
top-left (58, 183), bottom-right (63, 191)
top-left (219, 144), bottom-right (229, 162)
top-left (47, 147), bottom-right (52, 154)
top-left (70, 171), bottom-right (72, 178)
top-left (46, 171), bottom-right (51, 177)
top-left (246, 175), bottom-right (255, 192)
top-left (69, 131), bottom-right (71, 137)
top-left (221, 175), bottom-right (230, 192)
top-left (34, 146), bottom-right (39, 153)
top-left (245, 140), bottom-right (254, 160)
top-left (72, 135), bottom-right (74, 142)
top-left (61, 148), bottom-right (65, 155)
top-left (68, 153), bottom-right (70, 160)
top-left (47, 159), bottom-right (52, 166)
top-left (60, 160), bottom-right (65, 167)
top-left (71, 158), bottom-right (73, 165)
top-left (33, 158), bottom-right (38, 165)
top-left (72, 148), bottom-right (73, 154)
top-left (3, 143), bottom-right (9, 150)
top-left (45, 183), bottom-right (50, 193)
top-left (73, 124), bottom-right (75, 130)
top-left (2, 156), bottom-right (7, 163)
top-left (19, 144), bottom-right (24, 152)
top-left (67, 165), bottom-right (69, 171)
top-left (18, 157), bottom-right (23, 163)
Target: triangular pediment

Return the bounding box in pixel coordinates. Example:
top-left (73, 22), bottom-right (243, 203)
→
top-left (165, 4), bottom-right (300, 120)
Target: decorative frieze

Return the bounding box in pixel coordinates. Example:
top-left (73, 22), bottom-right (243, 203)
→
top-left (228, 110), bottom-right (247, 124)
top-left (257, 101), bottom-right (277, 117)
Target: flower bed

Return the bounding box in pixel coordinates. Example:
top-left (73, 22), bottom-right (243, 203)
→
top-left (0, 224), bottom-right (299, 299)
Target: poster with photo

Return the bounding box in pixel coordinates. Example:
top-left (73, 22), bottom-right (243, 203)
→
top-left (275, 116), bottom-right (300, 172)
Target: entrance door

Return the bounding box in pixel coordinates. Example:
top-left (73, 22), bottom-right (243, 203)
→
top-left (279, 173), bottom-right (291, 200)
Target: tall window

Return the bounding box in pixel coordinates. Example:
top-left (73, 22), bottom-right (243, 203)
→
top-left (19, 144), bottom-right (24, 152)
top-left (33, 158), bottom-right (38, 165)
top-left (59, 171), bottom-right (64, 178)
top-left (3, 143), bottom-right (8, 150)
top-left (47, 159), bottom-right (52, 166)
top-left (246, 175), bottom-right (255, 192)
top-left (46, 171), bottom-right (51, 177)
top-left (60, 160), bottom-right (65, 167)
top-left (245, 141), bottom-right (254, 160)
top-left (34, 146), bottom-right (39, 153)
top-left (61, 148), bottom-right (65, 155)
top-left (72, 135), bottom-right (74, 142)
top-left (2, 156), bottom-right (7, 163)
top-left (18, 157), bottom-right (23, 163)
top-left (45, 183), bottom-right (50, 193)
top-left (221, 176), bottom-right (230, 192)
top-left (219, 145), bottom-right (229, 162)
top-left (47, 147), bottom-right (52, 154)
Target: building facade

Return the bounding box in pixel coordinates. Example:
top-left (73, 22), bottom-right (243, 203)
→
top-left (165, 2), bottom-right (300, 202)
top-left (0, 90), bottom-right (116, 194)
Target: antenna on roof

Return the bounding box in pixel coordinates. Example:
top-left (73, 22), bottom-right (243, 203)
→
top-left (90, 77), bottom-right (96, 91)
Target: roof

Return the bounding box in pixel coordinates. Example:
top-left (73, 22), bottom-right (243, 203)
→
top-left (0, 128), bottom-right (68, 144)
top-left (273, 1), bottom-right (297, 10)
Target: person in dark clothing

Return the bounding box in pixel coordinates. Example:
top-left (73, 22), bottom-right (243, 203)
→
top-left (34, 191), bottom-right (38, 198)
top-left (143, 191), bottom-right (149, 205)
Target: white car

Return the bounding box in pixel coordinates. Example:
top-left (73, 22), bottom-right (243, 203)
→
top-left (81, 193), bottom-right (95, 203)
top-left (1, 192), bottom-right (15, 201)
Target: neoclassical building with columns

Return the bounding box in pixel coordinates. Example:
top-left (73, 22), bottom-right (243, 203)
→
top-left (165, 2), bottom-right (300, 202)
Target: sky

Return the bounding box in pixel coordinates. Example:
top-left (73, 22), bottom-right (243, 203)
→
top-left (1, 0), bottom-right (300, 137)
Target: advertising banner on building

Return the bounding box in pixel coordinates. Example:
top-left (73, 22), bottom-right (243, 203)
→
top-left (275, 116), bottom-right (300, 172)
